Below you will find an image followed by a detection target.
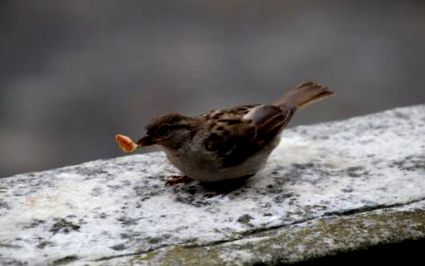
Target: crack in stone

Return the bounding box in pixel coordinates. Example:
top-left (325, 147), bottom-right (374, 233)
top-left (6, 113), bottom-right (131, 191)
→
top-left (91, 197), bottom-right (425, 262)
top-left (92, 243), bottom-right (175, 262)
top-left (322, 197), bottom-right (425, 217)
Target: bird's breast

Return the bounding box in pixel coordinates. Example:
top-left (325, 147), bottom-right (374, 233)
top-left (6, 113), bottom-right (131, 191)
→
top-left (162, 137), bottom-right (280, 182)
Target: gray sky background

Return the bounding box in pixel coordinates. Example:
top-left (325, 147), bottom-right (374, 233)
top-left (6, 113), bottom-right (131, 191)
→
top-left (1, 0), bottom-right (424, 177)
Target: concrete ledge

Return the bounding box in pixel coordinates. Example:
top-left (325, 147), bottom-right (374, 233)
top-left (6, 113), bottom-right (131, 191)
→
top-left (1, 105), bottom-right (424, 265)
top-left (122, 202), bottom-right (424, 265)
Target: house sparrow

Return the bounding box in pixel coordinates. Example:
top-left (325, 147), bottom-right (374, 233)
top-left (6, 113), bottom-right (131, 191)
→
top-left (116, 81), bottom-right (334, 185)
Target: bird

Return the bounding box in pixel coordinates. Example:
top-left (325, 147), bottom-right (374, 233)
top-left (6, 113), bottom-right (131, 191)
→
top-left (115, 81), bottom-right (334, 185)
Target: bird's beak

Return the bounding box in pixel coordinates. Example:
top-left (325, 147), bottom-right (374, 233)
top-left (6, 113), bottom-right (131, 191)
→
top-left (137, 135), bottom-right (157, 147)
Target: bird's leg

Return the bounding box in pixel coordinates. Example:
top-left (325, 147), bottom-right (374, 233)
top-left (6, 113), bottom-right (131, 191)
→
top-left (165, 175), bottom-right (193, 186)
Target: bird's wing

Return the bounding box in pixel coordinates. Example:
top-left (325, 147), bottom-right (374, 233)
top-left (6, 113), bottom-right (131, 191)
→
top-left (201, 104), bottom-right (295, 168)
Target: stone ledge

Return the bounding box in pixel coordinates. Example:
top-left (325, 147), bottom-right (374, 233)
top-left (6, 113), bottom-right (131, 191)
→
top-left (116, 201), bottom-right (424, 265)
top-left (0, 105), bottom-right (424, 265)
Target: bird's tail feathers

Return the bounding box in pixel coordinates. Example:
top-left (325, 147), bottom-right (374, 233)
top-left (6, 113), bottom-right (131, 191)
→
top-left (273, 81), bottom-right (334, 110)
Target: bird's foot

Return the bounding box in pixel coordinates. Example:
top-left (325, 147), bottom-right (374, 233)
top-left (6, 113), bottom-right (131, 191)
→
top-left (165, 175), bottom-right (193, 186)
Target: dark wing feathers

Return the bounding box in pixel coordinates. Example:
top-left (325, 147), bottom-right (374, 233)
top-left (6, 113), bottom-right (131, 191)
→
top-left (254, 105), bottom-right (295, 143)
top-left (202, 104), bottom-right (294, 167)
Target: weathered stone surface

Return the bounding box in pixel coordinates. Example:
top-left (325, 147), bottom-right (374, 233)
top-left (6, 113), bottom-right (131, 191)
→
top-left (0, 105), bottom-right (424, 265)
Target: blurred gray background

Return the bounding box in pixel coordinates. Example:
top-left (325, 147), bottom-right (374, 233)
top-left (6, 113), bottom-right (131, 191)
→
top-left (1, 0), bottom-right (424, 178)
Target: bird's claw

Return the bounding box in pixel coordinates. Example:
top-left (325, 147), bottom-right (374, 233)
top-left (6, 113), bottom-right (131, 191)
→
top-left (165, 175), bottom-right (193, 186)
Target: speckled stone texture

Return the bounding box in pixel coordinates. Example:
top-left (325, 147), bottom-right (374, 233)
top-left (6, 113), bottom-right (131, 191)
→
top-left (1, 105), bottom-right (424, 266)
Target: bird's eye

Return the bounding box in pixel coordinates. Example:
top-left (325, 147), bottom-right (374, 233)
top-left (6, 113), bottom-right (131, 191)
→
top-left (157, 125), bottom-right (171, 137)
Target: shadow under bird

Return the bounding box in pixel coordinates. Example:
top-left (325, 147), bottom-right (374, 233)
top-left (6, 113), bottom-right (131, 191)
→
top-left (115, 81), bottom-right (334, 185)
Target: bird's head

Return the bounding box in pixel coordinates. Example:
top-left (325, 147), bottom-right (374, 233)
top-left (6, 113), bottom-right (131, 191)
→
top-left (137, 113), bottom-right (196, 150)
